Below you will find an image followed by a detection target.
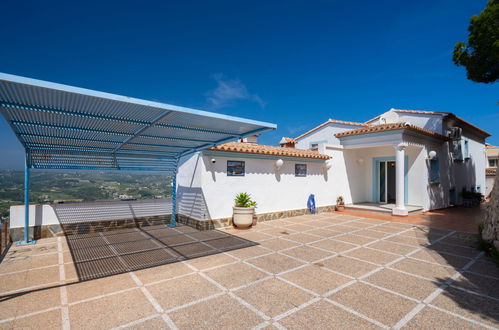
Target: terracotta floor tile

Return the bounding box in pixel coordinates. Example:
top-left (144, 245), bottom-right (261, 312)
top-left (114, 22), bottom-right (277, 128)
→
top-left (279, 300), bottom-right (381, 329)
top-left (69, 289), bottom-right (156, 329)
top-left (467, 260), bottom-right (499, 279)
top-left (390, 258), bottom-right (455, 281)
top-left (345, 248), bottom-right (400, 265)
top-left (125, 316), bottom-right (169, 329)
top-left (305, 228), bottom-right (343, 238)
top-left (309, 239), bottom-right (357, 253)
top-left (280, 264), bottom-right (351, 295)
top-left (148, 274), bottom-right (221, 310)
top-left (168, 294), bottom-right (264, 328)
top-left (451, 272), bottom-right (499, 299)
top-left (0, 286), bottom-right (61, 320)
top-left (234, 278), bottom-right (313, 317)
top-left (246, 253), bottom-right (304, 274)
top-left (285, 233), bottom-right (322, 244)
top-left (428, 242), bottom-right (481, 259)
top-left (364, 268), bottom-right (439, 300)
top-left (333, 234), bottom-right (376, 245)
top-left (403, 306), bottom-right (487, 329)
top-left (367, 241), bottom-right (418, 255)
top-left (0, 256), bottom-right (33, 274)
top-left (372, 225), bottom-right (409, 234)
top-left (204, 262), bottom-right (267, 289)
top-left (8, 308), bottom-right (62, 329)
top-left (234, 231), bottom-right (274, 242)
top-left (259, 227), bottom-right (296, 237)
top-left (326, 225), bottom-right (360, 233)
top-left (385, 234), bottom-right (433, 247)
top-left (430, 286), bottom-right (499, 328)
top-left (354, 229), bottom-right (393, 239)
top-left (409, 249), bottom-right (472, 269)
top-left (330, 282), bottom-right (418, 326)
top-left (185, 253), bottom-right (237, 270)
top-left (225, 245), bottom-right (270, 259)
top-left (281, 245), bottom-right (332, 262)
top-left (66, 273), bottom-right (137, 303)
top-left (339, 221), bottom-right (371, 228)
top-left (259, 238), bottom-right (300, 251)
top-left (134, 262), bottom-right (193, 284)
top-left (321, 255), bottom-right (379, 278)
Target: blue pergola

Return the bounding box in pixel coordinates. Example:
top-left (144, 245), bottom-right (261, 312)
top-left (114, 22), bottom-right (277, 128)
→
top-left (0, 72), bottom-right (276, 244)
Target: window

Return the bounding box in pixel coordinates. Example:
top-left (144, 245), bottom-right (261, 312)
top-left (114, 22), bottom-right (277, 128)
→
top-left (429, 158), bottom-right (440, 183)
top-left (463, 140), bottom-right (470, 159)
top-left (227, 161), bottom-right (245, 176)
top-left (489, 158), bottom-right (498, 168)
top-left (295, 164), bottom-right (307, 177)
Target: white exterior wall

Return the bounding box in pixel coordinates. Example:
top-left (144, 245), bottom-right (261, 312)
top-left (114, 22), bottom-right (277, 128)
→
top-left (295, 123), bottom-right (365, 149)
top-left (449, 132), bottom-right (487, 198)
top-left (177, 152), bottom-right (335, 220)
top-left (370, 110), bottom-right (444, 134)
top-left (10, 199), bottom-right (171, 228)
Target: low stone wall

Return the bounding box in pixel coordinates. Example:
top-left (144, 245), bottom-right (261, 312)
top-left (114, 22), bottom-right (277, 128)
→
top-left (482, 173), bottom-right (499, 249)
top-left (9, 205), bottom-right (336, 240)
top-left (186, 205), bottom-right (336, 230)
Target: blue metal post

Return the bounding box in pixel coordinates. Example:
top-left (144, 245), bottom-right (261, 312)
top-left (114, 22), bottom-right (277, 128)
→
top-left (168, 168), bottom-right (178, 227)
top-left (17, 153), bottom-right (35, 245)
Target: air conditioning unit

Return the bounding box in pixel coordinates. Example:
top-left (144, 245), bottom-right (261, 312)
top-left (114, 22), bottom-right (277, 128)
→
top-left (447, 127), bottom-right (462, 141)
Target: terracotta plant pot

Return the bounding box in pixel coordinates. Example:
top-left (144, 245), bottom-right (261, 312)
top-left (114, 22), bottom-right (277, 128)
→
top-left (252, 214), bottom-right (258, 226)
top-left (336, 205), bottom-right (345, 212)
top-left (233, 207), bottom-right (255, 228)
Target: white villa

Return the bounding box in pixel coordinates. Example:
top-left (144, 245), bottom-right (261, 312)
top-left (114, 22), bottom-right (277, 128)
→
top-left (177, 108), bottom-right (491, 227)
top-left (9, 107), bottom-right (493, 233)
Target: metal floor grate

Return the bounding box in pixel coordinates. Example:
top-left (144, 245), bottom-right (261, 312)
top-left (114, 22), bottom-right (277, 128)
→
top-left (64, 224), bottom-right (256, 281)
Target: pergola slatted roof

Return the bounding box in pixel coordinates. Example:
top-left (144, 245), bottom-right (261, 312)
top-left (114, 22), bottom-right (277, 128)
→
top-left (0, 73), bottom-right (276, 172)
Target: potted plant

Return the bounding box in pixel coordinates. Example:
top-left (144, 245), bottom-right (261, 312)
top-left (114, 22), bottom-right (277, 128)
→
top-left (233, 192), bottom-right (257, 228)
top-left (336, 196), bottom-right (345, 212)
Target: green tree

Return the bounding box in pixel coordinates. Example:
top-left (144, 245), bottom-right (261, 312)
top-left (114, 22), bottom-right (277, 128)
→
top-left (453, 0), bottom-right (499, 83)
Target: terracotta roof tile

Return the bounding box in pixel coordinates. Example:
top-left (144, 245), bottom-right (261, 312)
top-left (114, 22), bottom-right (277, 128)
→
top-left (295, 119), bottom-right (369, 140)
top-left (486, 168), bottom-right (497, 176)
top-left (334, 122), bottom-right (451, 141)
top-left (208, 142), bottom-right (330, 160)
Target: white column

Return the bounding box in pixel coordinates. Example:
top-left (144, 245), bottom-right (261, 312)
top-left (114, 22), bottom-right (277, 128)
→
top-left (393, 143), bottom-right (408, 216)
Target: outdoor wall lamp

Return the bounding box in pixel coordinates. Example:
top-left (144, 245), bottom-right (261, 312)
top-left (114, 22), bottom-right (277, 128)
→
top-left (357, 158), bottom-right (364, 165)
top-left (275, 159), bottom-right (284, 170)
top-left (324, 160), bottom-right (332, 170)
top-left (428, 150), bottom-right (437, 159)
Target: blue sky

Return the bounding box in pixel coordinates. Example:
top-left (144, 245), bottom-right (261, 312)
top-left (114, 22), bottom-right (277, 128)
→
top-left (0, 0), bottom-right (497, 169)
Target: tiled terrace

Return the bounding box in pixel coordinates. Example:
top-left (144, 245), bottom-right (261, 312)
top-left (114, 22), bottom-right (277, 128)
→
top-left (1, 213), bottom-right (498, 329)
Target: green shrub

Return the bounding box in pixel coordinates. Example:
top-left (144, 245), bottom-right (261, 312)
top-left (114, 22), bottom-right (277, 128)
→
top-left (234, 193), bottom-right (257, 208)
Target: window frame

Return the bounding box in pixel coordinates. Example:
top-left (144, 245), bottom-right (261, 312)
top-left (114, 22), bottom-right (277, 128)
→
top-left (295, 164), bottom-right (307, 177)
top-left (227, 160), bottom-right (245, 177)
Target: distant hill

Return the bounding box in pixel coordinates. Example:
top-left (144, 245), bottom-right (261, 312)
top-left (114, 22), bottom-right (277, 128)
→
top-left (0, 170), bottom-right (172, 219)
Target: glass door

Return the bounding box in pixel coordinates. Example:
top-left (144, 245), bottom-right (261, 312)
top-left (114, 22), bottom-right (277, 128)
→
top-left (379, 161), bottom-right (387, 203)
